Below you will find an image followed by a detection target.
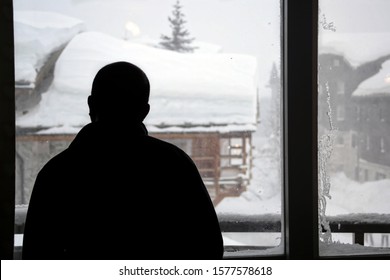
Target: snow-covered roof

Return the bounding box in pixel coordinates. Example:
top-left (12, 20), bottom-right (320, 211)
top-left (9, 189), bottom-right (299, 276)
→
top-left (16, 31), bottom-right (259, 134)
top-left (319, 32), bottom-right (390, 67)
top-left (353, 60), bottom-right (390, 97)
top-left (14, 11), bottom-right (85, 85)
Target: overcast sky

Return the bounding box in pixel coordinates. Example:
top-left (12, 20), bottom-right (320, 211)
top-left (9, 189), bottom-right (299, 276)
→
top-left (14, 0), bottom-right (390, 84)
top-left (14, 0), bottom-right (279, 53)
top-left (14, 0), bottom-right (280, 84)
top-left (321, 0), bottom-right (390, 33)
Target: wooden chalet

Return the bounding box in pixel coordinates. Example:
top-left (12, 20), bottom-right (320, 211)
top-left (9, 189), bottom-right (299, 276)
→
top-left (16, 128), bottom-right (255, 206)
top-left (151, 129), bottom-right (253, 205)
top-left (16, 31), bottom-right (259, 206)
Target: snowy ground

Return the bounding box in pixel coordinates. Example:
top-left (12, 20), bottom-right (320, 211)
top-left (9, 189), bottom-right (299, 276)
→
top-left (216, 96), bottom-right (281, 216)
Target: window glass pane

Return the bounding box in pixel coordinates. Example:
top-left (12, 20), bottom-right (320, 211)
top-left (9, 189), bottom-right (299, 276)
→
top-left (14, 0), bottom-right (282, 258)
top-left (319, 0), bottom-right (390, 256)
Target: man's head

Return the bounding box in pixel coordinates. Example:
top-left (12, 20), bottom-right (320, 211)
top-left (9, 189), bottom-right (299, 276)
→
top-left (88, 61), bottom-right (150, 123)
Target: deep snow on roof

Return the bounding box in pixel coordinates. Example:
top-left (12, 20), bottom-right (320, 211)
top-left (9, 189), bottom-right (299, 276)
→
top-left (320, 32), bottom-right (390, 97)
top-left (319, 32), bottom-right (390, 67)
top-left (16, 31), bottom-right (259, 133)
top-left (14, 10), bottom-right (85, 84)
top-left (353, 60), bottom-right (390, 97)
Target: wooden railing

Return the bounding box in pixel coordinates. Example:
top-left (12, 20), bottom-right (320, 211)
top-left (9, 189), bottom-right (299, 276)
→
top-left (326, 213), bottom-right (390, 246)
top-left (14, 206), bottom-right (390, 247)
top-left (218, 213), bottom-right (390, 247)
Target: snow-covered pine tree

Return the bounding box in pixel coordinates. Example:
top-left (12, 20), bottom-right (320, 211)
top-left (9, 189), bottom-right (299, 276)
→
top-left (159, 0), bottom-right (197, 53)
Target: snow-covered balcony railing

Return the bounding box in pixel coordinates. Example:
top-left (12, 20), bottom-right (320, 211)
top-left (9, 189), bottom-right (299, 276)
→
top-left (218, 213), bottom-right (390, 250)
top-left (327, 214), bottom-right (390, 246)
top-left (14, 206), bottom-right (390, 254)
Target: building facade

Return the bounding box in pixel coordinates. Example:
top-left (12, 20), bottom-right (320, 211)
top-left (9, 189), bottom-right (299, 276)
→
top-left (318, 51), bottom-right (390, 182)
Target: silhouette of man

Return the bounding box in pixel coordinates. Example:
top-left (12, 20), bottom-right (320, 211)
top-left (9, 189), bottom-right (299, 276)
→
top-left (23, 61), bottom-right (224, 260)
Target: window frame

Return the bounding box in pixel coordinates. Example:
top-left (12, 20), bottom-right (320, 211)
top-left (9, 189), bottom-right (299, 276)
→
top-left (0, 0), bottom-right (317, 260)
top-left (1, 0), bottom-right (389, 260)
top-left (282, 0), bottom-right (319, 259)
top-left (0, 0), bottom-right (15, 260)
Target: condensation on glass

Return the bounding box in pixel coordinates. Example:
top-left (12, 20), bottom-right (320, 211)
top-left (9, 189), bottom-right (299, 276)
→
top-left (318, 0), bottom-right (390, 256)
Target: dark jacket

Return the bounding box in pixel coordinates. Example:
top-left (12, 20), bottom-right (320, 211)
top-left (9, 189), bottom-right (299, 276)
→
top-left (22, 122), bottom-right (223, 260)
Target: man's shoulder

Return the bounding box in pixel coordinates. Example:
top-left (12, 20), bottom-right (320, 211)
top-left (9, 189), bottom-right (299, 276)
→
top-left (37, 148), bottom-right (72, 177)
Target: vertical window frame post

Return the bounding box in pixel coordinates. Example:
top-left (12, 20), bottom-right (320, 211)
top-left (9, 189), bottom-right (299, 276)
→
top-left (283, 0), bottom-right (319, 259)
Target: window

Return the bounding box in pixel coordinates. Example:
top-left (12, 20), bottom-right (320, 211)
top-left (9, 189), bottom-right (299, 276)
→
top-left (380, 137), bottom-right (385, 153)
top-left (2, 0), bottom-right (389, 260)
top-left (336, 80), bottom-right (344, 95)
top-left (336, 105), bottom-right (345, 121)
top-left (379, 108), bottom-right (385, 122)
top-left (366, 135), bottom-right (371, 151)
top-left (356, 106), bottom-right (360, 121)
top-left (351, 133), bottom-right (357, 148)
top-left (220, 137), bottom-right (247, 166)
top-left (11, 0), bottom-right (283, 258)
top-left (319, 0), bottom-right (390, 257)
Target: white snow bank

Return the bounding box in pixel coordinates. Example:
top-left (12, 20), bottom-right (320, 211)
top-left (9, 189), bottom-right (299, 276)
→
top-left (16, 31), bottom-right (259, 132)
top-left (14, 11), bottom-right (85, 84)
top-left (319, 32), bottom-right (390, 67)
top-left (218, 170), bottom-right (390, 216)
top-left (216, 190), bottom-right (281, 216)
top-left (353, 60), bottom-right (390, 97)
top-left (326, 173), bottom-right (390, 215)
